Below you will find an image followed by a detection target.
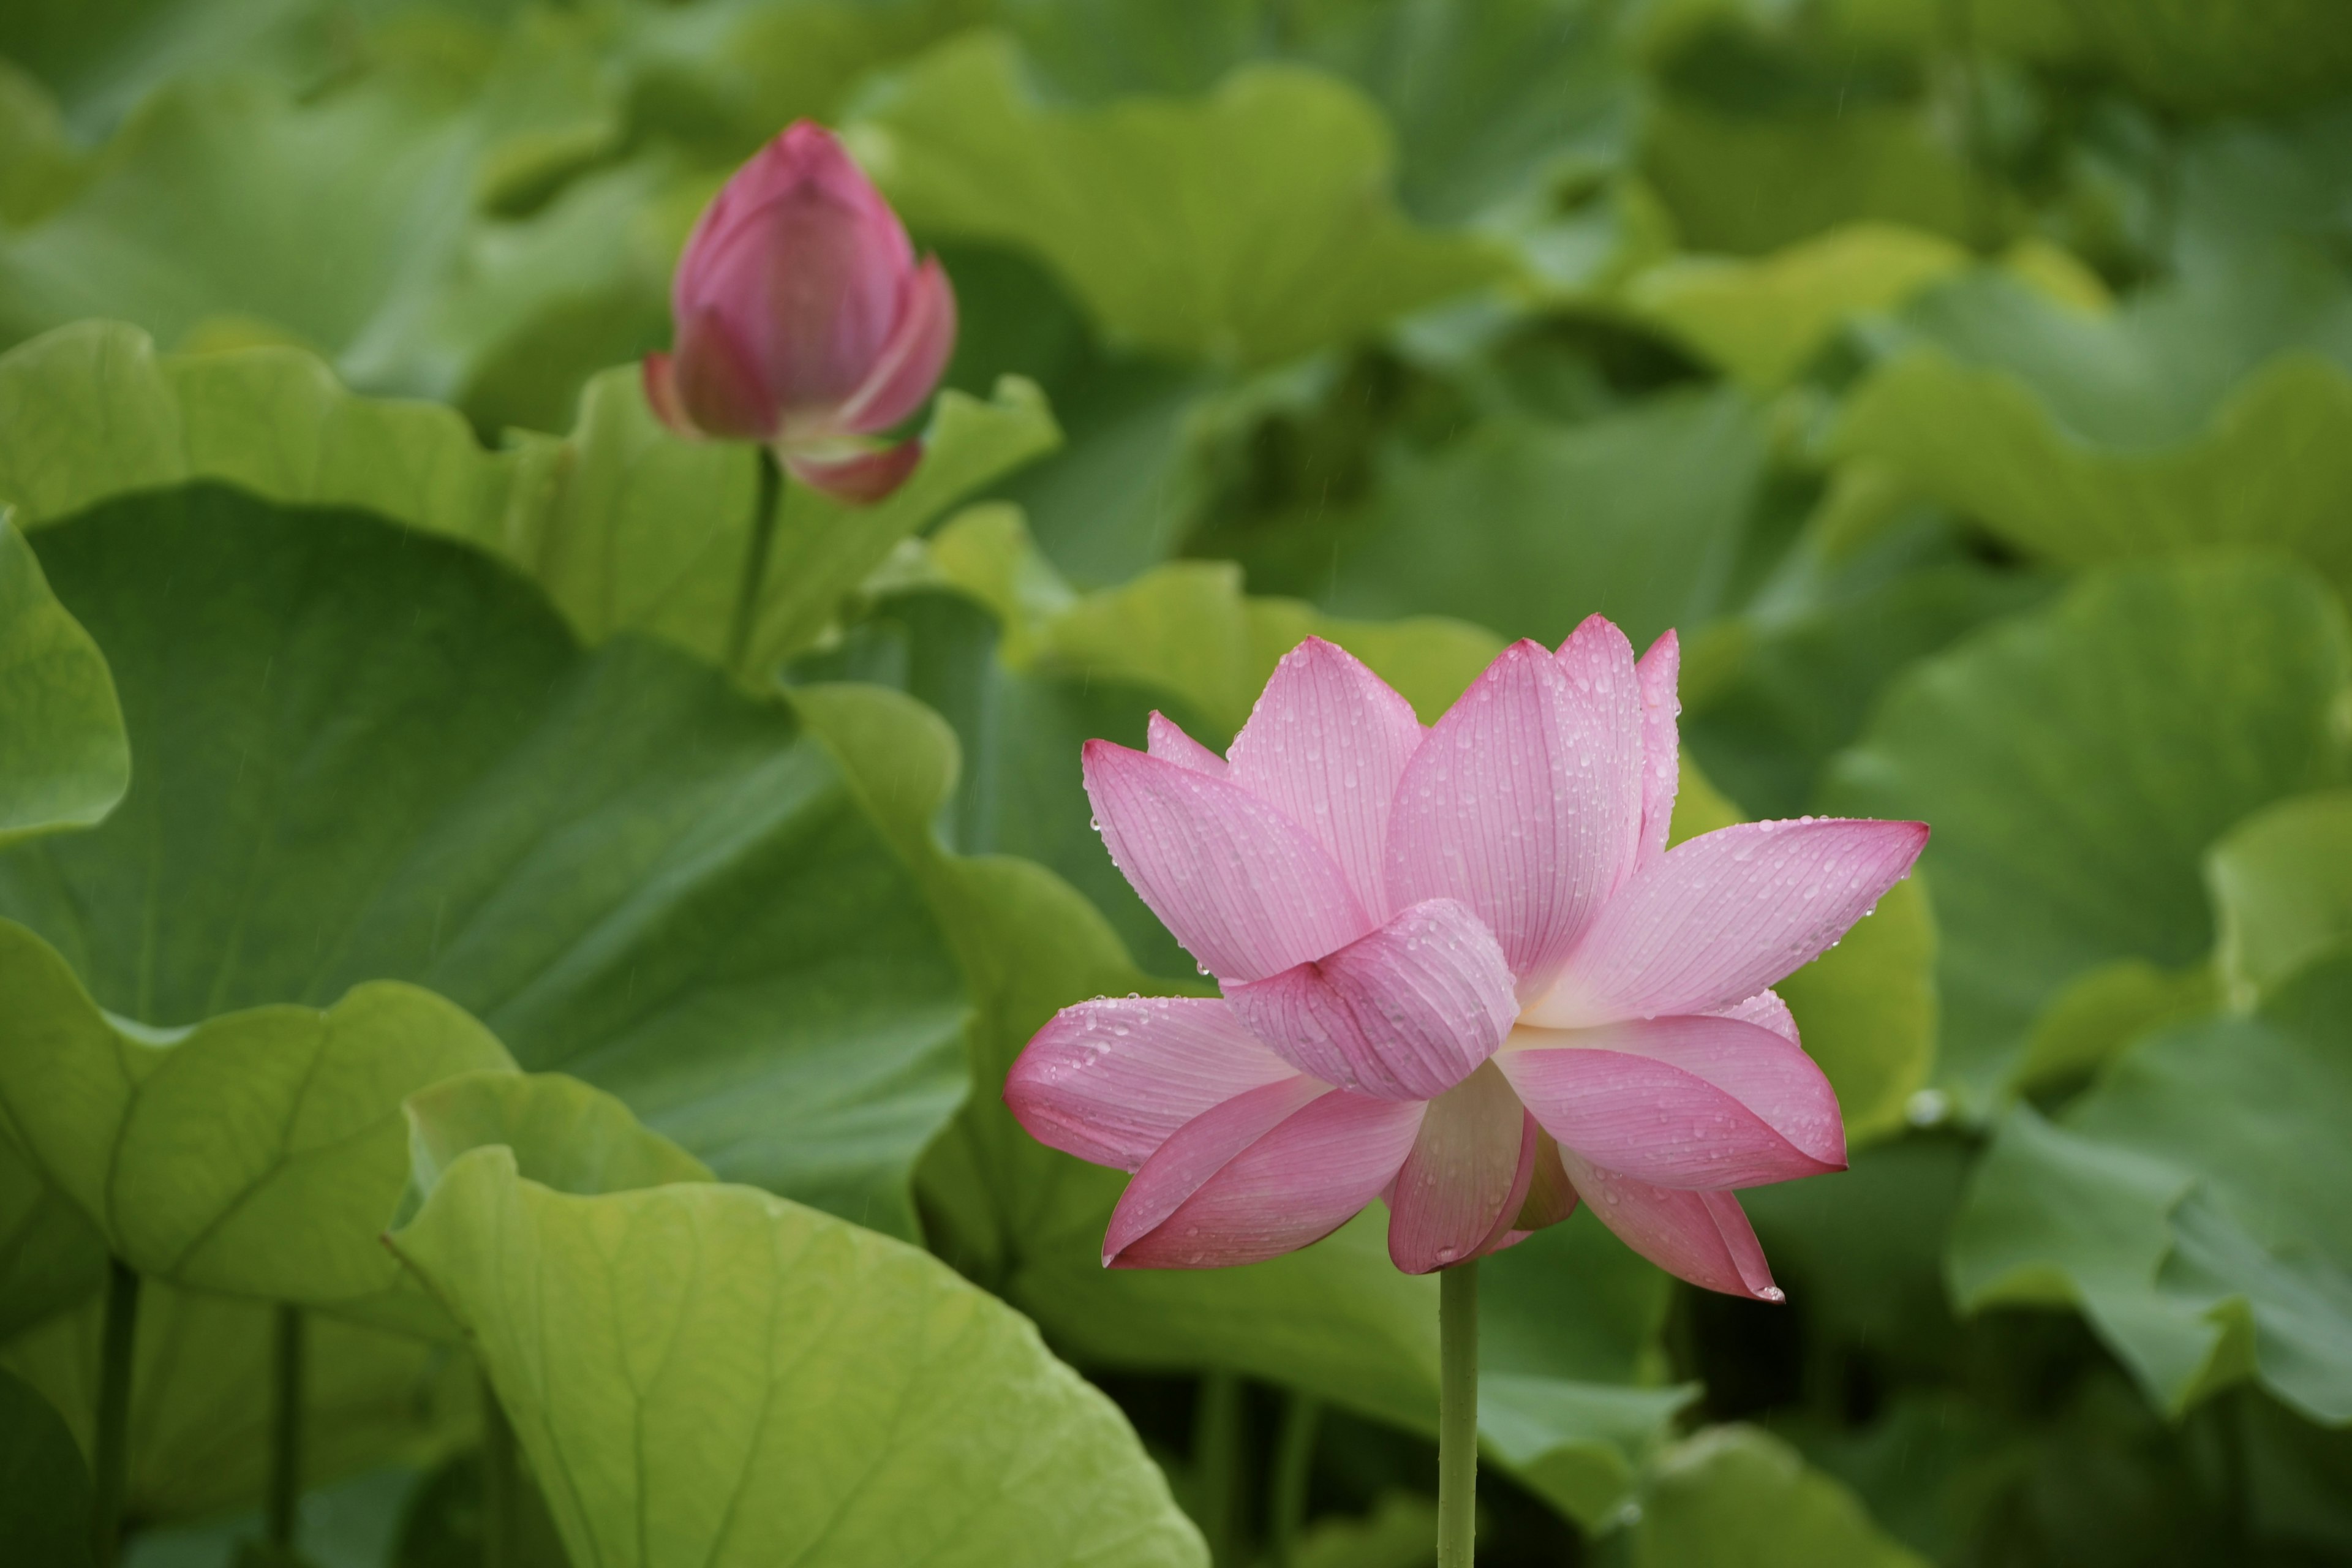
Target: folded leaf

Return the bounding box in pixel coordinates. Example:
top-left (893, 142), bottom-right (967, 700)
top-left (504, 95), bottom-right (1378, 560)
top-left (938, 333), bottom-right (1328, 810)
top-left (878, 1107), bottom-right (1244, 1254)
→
top-left (388, 1145), bottom-right (1207, 1568)
top-left (0, 519), bottom-right (124, 848)
top-left (0, 323), bottom-right (1058, 668)
top-left (846, 31), bottom-right (1510, 368)
top-left (0, 919), bottom-right (506, 1320)
top-left (1948, 954), bottom-right (2352, 1424)
top-left (0, 487), bottom-right (969, 1235)
top-left (1823, 557), bottom-right (2352, 1110)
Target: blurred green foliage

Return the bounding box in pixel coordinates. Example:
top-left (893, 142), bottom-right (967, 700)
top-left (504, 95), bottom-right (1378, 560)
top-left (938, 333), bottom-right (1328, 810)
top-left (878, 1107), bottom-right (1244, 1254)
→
top-left (0, 1), bottom-right (2347, 1566)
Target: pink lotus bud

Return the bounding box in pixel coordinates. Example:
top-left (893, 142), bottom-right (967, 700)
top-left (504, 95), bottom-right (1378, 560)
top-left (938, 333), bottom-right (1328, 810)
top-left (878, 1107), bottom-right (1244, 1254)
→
top-left (643, 121), bottom-right (957, 505)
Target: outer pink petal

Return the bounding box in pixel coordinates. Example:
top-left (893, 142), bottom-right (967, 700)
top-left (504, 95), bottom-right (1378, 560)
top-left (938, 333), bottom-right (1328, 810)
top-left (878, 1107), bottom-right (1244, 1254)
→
top-left (1525, 817), bottom-right (1929, 1027)
top-left (1225, 898), bottom-right (1519, 1101)
top-left (1006, 997), bottom-right (1297, 1172)
top-left (1513, 1127), bottom-right (1580, 1231)
top-left (1147, 712), bottom-right (1228, 777)
top-left (1554, 614), bottom-right (1648, 899)
top-left (830, 256), bottom-right (957, 436)
top-left (1104, 1076), bottom-right (1329, 1261)
top-left (1227, 638), bottom-right (1423, 920)
top-left (1387, 1062), bottom-right (1534, 1273)
top-left (782, 440), bottom-right (923, 504)
top-left (1386, 639), bottom-right (1642, 990)
top-left (1110, 1089), bottom-right (1425, 1268)
top-left (1084, 741), bottom-right (1372, 982)
top-left (1559, 1145), bottom-right (1782, 1300)
top-left (669, 307), bottom-right (783, 442)
top-left (1498, 1016), bottom-right (1845, 1188)
top-left (1634, 630), bottom-right (1681, 867)
top-left (642, 351), bottom-right (703, 439)
top-left (1714, 987), bottom-right (1798, 1046)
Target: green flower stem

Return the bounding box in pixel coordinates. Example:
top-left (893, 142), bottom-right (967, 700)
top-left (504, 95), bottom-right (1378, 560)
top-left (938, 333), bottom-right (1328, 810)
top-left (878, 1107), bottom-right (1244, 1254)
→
top-left (91, 1258), bottom-right (140, 1567)
top-left (1193, 1370), bottom-right (1244, 1566)
top-left (482, 1366), bottom-right (519, 1568)
top-left (1437, 1260), bottom-right (1479, 1568)
top-left (1268, 1391), bottom-right (1322, 1568)
top-left (266, 1305), bottom-right (304, 1552)
top-left (724, 448), bottom-right (784, 678)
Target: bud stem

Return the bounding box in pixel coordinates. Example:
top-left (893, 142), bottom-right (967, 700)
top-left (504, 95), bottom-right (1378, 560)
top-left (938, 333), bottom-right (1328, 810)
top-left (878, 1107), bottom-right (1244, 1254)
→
top-left (1437, 1259), bottom-right (1478, 1568)
top-left (725, 448), bottom-right (785, 678)
top-left (91, 1258), bottom-right (139, 1567)
top-left (266, 1304), bottom-right (304, 1553)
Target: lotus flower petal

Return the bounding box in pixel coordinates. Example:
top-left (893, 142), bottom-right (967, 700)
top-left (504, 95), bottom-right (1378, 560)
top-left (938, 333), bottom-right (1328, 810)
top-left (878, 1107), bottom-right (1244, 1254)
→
top-left (1006, 997), bottom-right (1298, 1171)
top-left (782, 440), bottom-right (924, 504)
top-left (1525, 817), bottom-right (1928, 1027)
top-left (1386, 1062), bottom-right (1537, 1273)
top-left (1387, 639), bottom-right (1643, 989)
top-left (660, 311), bottom-right (782, 442)
top-left (1084, 740), bottom-right (1371, 982)
top-left (1103, 1076), bottom-right (1329, 1262)
top-left (1634, 630), bottom-right (1681, 867)
top-left (1226, 898), bottom-right (1519, 1100)
top-left (1714, 987), bottom-right (1798, 1046)
top-left (831, 257), bottom-right (959, 437)
top-left (1513, 1126), bottom-right (1580, 1231)
top-left (1109, 1087), bottom-right (1426, 1268)
top-left (1147, 712), bottom-right (1227, 776)
top-left (1498, 1017), bottom-right (1845, 1188)
top-left (1226, 638), bottom-right (1423, 918)
top-left (1559, 1145), bottom-right (1782, 1300)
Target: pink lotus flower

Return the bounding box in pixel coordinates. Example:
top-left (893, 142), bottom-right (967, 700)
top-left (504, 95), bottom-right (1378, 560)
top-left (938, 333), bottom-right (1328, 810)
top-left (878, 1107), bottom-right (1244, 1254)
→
top-left (644, 121), bottom-right (957, 504)
top-left (1006, 624), bottom-right (1927, 1297)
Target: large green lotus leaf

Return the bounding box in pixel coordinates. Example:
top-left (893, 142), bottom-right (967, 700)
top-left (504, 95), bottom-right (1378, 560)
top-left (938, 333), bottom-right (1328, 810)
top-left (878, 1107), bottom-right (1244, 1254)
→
top-left (1629, 1425), bottom-right (1929, 1568)
top-left (0, 323), bottom-right (1058, 669)
top-left (1624, 222), bottom-right (1968, 391)
top-left (1276, 0), bottom-right (1637, 228)
top-left (1743, 1134), bottom-right (1975, 1387)
top-left (1641, 96), bottom-right (1981, 257)
top-left (1681, 556), bottom-right (2058, 822)
top-left (2024, 0), bottom-right (2352, 117)
top-left (933, 243), bottom-right (1221, 585)
top-left (1227, 387), bottom-right (1768, 652)
top-left (0, 0), bottom-right (344, 137)
top-left (1821, 558), bottom-right (2352, 1111)
top-left (1667, 754), bottom-right (1937, 1144)
top-left (386, 1140), bottom-right (1208, 1568)
top-left (0, 1366), bottom-right (91, 1567)
top-left (2207, 791), bottom-right (2352, 1005)
top-left (2173, 102), bottom-right (2352, 284)
top-left (1002, 0), bottom-right (1637, 228)
top-left (0, 919), bottom-right (509, 1317)
top-left (1835, 268), bottom-right (2352, 597)
top-left (0, 487), bottom-right (969, 1235)
top-left (844, 31), bottom-right (1511, 369)
top-left (0, 519), bottom-right (127, 849)
top-left (404, 1069), bottom-right (712, 1207)
top-left (0, 59), bottom-right (87, 227)
top-left (0, 1135), bottom-right (105, 1342)
top-left (613, 0), bottom-right (970, 162)
top-left (2, 1279), bottom-right (475, 1523)
top-left (794, 681), bottom-right (1688, 1528)
top-left (0, 19), bottom-right (621, 386)
top-left (1948, 954), bottom-right (2352, 1425)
